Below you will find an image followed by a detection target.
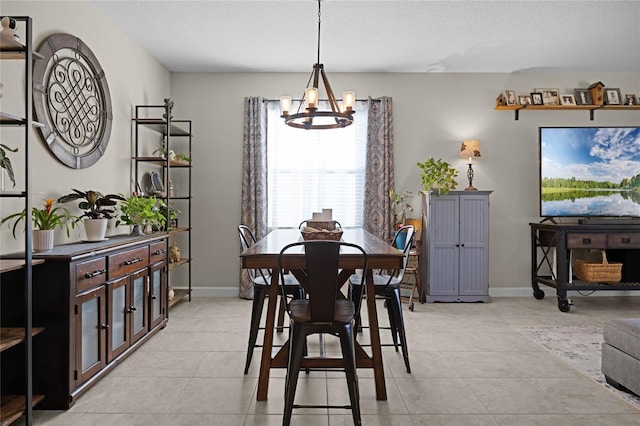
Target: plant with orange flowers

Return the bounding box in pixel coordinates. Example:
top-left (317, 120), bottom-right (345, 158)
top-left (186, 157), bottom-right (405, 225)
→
top-left (0, 198), bottom-right (76, 238)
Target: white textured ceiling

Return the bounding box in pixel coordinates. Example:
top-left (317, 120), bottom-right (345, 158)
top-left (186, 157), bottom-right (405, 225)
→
top-left (90, 0), bottom-right (640, 74)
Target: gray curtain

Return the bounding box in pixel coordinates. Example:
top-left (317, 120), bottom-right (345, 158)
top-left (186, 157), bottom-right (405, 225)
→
top-left (239, 97), bottom-right (268, 299)
top-left (363, 96), bottom-right (395, 243)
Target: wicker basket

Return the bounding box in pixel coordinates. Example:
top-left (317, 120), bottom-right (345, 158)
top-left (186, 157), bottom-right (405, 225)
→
top-left (305, 220), bottom-right (339, 231)
top-left (300, 229), bottom-right (343, 241)
top-left (574, 251), bottom-right (622, 283)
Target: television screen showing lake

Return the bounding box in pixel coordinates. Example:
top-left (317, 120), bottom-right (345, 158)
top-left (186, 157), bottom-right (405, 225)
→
top-left (541, 190), bottom-right (640, 217)
top-left (539, 127), bottom-right (640, 217)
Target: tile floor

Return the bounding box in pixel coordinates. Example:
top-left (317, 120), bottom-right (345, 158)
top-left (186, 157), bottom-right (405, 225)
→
top-left (25, 295), bottom-right (640, 425)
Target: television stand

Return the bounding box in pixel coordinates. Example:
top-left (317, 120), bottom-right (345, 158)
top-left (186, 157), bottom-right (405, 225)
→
top-left (530, 221), bottom-right (640, 312)
top-left (578, 217), bottom-right (640, 225)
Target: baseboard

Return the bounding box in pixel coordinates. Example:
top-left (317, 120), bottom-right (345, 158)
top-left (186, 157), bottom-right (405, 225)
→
top-left (489, 286), bottom-right (640, 298)
top-left (174, 286), bottom-right (639, 299)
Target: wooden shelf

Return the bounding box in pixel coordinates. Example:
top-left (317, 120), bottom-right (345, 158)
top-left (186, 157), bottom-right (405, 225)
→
top-left (497, 103), bottom-right (640, 120)
top-left (168, 226), bottom-right (191, 235)
top-left (168, 289), bottom-right (190, 308)
top-left (0, 328), bottom-right (45, 353)
top-left (0, 394), bottom-right (45, 426)
top-left (0, 259), bottom-right (44, 274)
top-left (168, 258), bottom-right (191, 271)
top-left (0, 112), bottom-right (44, 127)
top-left (133, 118), bottom-right (191, 136)
top-left (132, 157), bottom-right (191, 167)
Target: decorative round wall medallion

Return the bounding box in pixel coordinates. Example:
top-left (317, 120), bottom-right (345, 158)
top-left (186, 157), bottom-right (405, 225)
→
top-left (33, 33), bottom-right (112, 169)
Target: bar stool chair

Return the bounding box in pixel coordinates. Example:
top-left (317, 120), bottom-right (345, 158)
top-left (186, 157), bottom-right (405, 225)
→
top-left (278, 240), bottom-right (367, 426)
top-left (349, 225), bottom-right (414, 373)
top-left (401, 239), bottom-right (422, 311)
top-left (238, 225), bottom-right (302, 374)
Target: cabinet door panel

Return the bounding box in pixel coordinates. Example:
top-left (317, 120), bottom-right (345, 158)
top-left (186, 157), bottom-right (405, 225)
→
top-left (107, 276), bottom-right (129, 362)
top-left (75, 286), bottom-right (106, 386)
top-left (130, 268), bottom-right (149, 344)
top-left (149, 261), bottom-right (166, 329)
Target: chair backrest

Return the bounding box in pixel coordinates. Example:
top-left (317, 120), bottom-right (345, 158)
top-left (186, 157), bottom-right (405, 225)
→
top-left (278, 240), bottom-right (367, 323)
top-left (238, 225), bottom-right (270, 284)
top-left (388, 225), bottom-right (415, 282)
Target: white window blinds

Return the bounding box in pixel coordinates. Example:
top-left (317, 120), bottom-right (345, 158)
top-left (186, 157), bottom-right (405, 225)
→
top-left (266, 100), bottom-right (368, 229)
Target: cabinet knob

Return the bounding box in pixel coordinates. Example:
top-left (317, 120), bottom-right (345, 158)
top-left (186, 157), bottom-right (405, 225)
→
top-left (154, 249), bottom-right (166, 255)
top-left (151, 295), bottom-right (157, 300)
top-left (101, 324), bottom-right (110, 329)
top-left (125, 257), bottom-right (144, 265)
top-left (621, 237), bottom-right (631, 244)
top-left (130, 306), bottom-right (137, 312)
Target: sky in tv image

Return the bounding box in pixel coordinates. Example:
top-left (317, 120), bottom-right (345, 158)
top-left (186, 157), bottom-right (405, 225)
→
top-left (541, 127), bottom-right (640, 183)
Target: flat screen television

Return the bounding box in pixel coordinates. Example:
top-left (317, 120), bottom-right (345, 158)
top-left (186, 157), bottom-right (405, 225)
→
top-left (539, 126), bottom-right (640, 218)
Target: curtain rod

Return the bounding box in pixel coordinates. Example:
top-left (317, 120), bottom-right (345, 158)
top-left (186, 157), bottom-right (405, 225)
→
top-left (263, 98), bottom-right (374, 103)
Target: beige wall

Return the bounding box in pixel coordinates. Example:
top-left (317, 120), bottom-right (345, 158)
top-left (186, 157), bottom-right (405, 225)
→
top-left (170, 72), bottom-right (640, 295)
top-left (1, 2), bottom-right (639, 296)
top-left (0, 1), bottom-right (170, 254)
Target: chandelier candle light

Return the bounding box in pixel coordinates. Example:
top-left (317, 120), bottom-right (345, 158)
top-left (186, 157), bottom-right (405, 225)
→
top-left (279, 0), bottom-right (355, 130)
top-left (459, 139), bottom-right (481, 190)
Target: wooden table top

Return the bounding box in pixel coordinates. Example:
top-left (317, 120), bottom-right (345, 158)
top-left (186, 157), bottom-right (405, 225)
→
top-left (240, 228), bottom-right (402, 269)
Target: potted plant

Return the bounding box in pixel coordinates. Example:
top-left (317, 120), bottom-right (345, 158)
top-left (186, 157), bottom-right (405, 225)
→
top-left (58, 189), bottom-right (125, 241)
top-left (0, 143), bottom-right (18, 189)
top-left (116, 192), bottom-right (166, 235)
top-left (417, 158), bottom-right (458, 195)
top-left (158, 203), bottom-right (181, 231)
top-left (1, 198), bottom-right (76, 251)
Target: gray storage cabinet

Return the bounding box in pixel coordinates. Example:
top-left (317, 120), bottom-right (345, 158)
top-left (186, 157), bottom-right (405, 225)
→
top-left (422, 190), bottom-right (492, 302)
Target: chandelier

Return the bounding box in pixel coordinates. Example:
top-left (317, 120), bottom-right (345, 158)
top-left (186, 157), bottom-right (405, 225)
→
top-left (279, 0), bottom-right (355, 130)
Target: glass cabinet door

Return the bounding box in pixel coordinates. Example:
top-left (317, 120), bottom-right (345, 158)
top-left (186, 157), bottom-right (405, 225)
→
top-left (107, 276), bottom-right (129, 362)
top-left (149, 261), bottom-right (166, 329)
top-left (75, 286), bottom-right (106, 386)
top-left (130, 268), bottom-right (149, 345)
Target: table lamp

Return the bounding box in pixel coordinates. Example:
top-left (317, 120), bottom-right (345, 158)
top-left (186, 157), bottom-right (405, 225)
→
top-left (459, 140), bottom-right (481, 190)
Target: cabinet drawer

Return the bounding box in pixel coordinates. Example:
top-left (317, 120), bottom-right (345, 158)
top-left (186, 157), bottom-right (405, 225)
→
top-left (108, 246), bottom-right (149, 279)
top-left (566, 233), bottom-right (606, 248)
top-left (149, 240), bottom-right (167, 264)
top-left (76, 257), bottom-right (107, 293)
top-left (607, 233), bottom-right (640, 249)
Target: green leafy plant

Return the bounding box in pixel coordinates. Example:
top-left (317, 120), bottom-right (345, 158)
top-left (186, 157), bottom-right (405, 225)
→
top-left (0, 143), bottom-right (18, 187)
top-left (158, 203), bottom-right (181, 230)
top-left (1, 198), bottom-right (76, 238)
top-left (174, 153), bottom-right (191, 163)
top-left (58, 189), bottom-right (125, 220)
top-left (417, 158), bottom-right (458, 195)
top-left (116, 193), bottom-right (166, 229)
top-left (389, 189), bottom-right (414, 225)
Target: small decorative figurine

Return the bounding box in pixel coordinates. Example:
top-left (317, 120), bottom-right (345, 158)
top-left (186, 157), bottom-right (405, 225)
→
top-left (169, 244), bottom-right (181, 263)
top-left (168, 286), bottom-right (175, 300)
top-left (1, 17), bottom-right (19, 41)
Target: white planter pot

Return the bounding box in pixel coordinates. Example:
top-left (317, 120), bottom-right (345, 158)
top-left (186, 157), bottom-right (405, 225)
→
top-left (84, 218), bottom-right (108, 241)
top-left (33, 229), bottom-right (54, 252)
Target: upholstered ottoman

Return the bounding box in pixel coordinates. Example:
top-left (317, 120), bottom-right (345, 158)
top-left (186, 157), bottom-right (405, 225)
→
top-left (602, 318), bottom-right (640, 396)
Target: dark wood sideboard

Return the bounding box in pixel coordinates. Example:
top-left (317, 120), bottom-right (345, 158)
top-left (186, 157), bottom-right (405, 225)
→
top-left (0, 234), bottom-right (168, 409)
top-left (530, 222), bottom-right (640, 312)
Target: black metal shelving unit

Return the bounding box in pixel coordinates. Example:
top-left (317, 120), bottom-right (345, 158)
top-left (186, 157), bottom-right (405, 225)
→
top-left (0, 16), bottom-right (45, 426)
top-left (132, 100), bottom-right (192, 308)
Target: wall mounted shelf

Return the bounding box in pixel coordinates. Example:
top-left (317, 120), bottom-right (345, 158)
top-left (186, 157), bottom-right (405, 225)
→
top-left (496, 104), bottom-right (640, 121)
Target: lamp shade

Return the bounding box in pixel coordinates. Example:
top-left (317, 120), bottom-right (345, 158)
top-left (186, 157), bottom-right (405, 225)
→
top-left (460, 140), bottom-right (481, 161)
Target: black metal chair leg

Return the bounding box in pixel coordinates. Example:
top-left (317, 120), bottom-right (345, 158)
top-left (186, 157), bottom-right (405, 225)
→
top-left (283, 326), bottom-right (306, 426)
top-left (338, 325), bottom-right (361, 426)
top-left (390, 287), bottom-right (411, 373)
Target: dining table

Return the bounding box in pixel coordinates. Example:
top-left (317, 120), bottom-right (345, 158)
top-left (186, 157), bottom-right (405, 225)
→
top-left (239, 227), bottom-right (403, 401)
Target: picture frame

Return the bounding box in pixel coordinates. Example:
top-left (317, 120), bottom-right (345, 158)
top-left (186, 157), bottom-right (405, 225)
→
top-left (604, 88), bottom-right (622, 105)
top-left (624, 94), bottom-right (638, 106)
top-left (531, 92), bottom-right (544, 105)
top-left (505, 89), bottom-right (518, 106)
top-left (534, 88), bottom-right (560, 106)
top-left (518, 95), bottom-right (532, 105)
top-left (574, 88), bottom-right (592, 105)
top-left (560, 94), bottom-right (576, 106)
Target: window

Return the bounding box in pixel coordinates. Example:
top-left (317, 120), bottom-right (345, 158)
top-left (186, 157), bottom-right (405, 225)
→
top-left (267, 100), bottom-right (368, 229)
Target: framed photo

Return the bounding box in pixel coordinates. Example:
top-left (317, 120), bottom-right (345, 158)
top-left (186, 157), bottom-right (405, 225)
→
top-left (604, 88), bottom-right (622, 105)
top-left (518, 95), bottom-right (532, 105)
top-left (624, 94), bottom-right (638, 106)
top-left (531, 92), bottom-right (543, 105)
top-left (561, 94), bottom-right (576, 106)
top-left (534, 88), bottom-right (560, 106)
top-left (505, 89), bottom-right (517, 106)
top-left (574, 89), bottom-right (592, 105)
